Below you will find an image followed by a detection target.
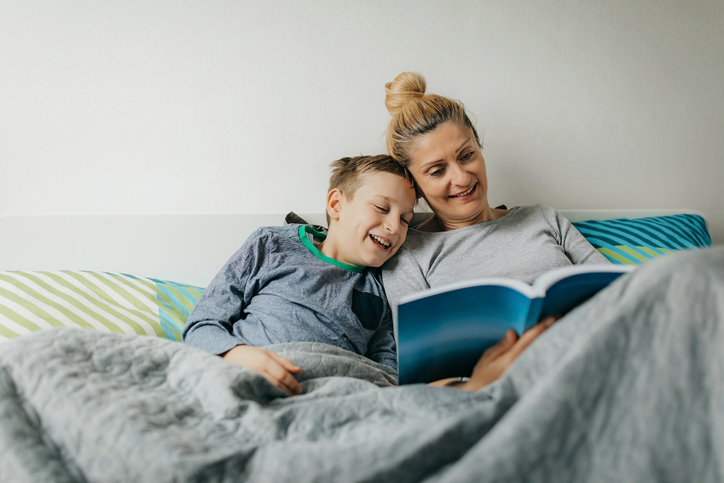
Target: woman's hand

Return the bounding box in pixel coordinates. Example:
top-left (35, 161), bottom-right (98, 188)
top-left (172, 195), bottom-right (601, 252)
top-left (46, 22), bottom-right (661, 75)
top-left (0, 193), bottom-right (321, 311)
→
top-left (222, 345), bottom-right (303, 395)
top-left (448, 316), bottom-right (558, 392)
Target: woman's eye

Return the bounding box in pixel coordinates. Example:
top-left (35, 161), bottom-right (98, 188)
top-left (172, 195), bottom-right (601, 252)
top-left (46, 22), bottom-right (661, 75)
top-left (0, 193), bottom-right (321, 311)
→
top-left (460, 151), bottom-right (474, 162)
top-left (429, 167), bottom-right (445, 178)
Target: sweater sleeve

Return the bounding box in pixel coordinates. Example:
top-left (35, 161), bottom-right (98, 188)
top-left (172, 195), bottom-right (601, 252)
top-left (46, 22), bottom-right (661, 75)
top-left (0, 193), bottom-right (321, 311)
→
top-left (553, 209), bottom-right (610, 265)
top-left (182, 228), bottom-right (268, 355)
top-left (363, 305), bottom-right (398, 372)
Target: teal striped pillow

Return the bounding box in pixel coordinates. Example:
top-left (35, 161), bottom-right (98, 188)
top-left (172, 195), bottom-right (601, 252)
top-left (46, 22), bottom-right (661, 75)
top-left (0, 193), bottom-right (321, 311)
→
top-left (0, 271), bottom-right (205, 343)
top-left (572, 214), bottom-right (712, 265)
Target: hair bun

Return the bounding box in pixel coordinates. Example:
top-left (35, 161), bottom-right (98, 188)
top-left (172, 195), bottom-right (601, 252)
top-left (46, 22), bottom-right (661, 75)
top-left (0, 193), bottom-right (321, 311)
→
top-left (385, 72), bottom-right (426, 116)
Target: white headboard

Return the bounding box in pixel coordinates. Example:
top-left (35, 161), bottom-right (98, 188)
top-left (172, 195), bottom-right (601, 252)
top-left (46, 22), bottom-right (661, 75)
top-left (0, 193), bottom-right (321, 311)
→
top-left (0, 210), bottom-right (706, 288)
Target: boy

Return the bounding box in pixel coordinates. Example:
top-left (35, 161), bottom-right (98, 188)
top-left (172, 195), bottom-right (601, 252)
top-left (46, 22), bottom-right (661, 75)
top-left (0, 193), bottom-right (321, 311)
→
top-left (182, 155), bottom-right (416, 395)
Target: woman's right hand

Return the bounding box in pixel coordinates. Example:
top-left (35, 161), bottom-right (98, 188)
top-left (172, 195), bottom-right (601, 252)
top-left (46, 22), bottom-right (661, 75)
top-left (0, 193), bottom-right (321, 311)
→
top-left (455, 316), bottom-right (558, 392)
top-left (222, 345), bottom-right (303, 395)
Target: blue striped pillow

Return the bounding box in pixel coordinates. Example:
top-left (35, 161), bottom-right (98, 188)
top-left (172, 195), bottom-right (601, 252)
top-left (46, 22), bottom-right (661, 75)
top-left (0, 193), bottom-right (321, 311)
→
top-left (572, 214), bottom-right (712, 265)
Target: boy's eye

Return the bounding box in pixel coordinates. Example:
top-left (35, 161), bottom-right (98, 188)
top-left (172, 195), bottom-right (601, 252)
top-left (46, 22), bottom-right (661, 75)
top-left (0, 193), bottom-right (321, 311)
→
top-left (400, 217), bottom-right (410, 226)
top-left (374, 205), bottom-right (388, 213)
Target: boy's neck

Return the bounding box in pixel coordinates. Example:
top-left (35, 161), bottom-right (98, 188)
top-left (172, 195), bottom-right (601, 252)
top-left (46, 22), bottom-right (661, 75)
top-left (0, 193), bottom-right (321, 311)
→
top-left (317, 223), bottom-right (339, 261)
top-left (298, 224), bottom-right (364, 273)
top-left (319, 222), bottom-right (367, 269)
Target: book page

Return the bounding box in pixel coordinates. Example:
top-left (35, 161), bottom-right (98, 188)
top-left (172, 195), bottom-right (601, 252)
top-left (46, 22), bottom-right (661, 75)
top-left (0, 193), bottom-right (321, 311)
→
top-left (533, 264), bottom-right (633, 292)
top-left (536, 265), bottom-right (634, 321)
top-left (398, 277), bottom-right (537, 305)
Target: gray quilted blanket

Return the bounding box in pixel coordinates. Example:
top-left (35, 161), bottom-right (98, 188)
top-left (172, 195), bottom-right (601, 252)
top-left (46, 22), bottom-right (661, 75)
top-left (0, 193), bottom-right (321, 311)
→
top-left (1, 247), bottom-right (723, 482)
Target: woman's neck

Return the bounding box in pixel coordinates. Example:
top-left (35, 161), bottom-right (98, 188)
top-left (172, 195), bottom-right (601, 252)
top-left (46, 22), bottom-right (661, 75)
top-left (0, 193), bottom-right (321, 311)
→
top-left (417, 206), bottom-right (511, 232)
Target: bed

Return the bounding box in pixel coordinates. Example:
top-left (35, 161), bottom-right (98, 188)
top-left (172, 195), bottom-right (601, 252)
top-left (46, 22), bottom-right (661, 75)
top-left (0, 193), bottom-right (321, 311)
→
top-left (0, 210), bottom-right (719, 482)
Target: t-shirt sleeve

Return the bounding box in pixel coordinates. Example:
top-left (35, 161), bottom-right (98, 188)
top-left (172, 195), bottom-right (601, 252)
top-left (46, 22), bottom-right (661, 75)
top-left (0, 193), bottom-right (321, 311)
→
top-left (381, 246), bottom-right (431, 335)
top-left (182, 228), bottom-right (268, 355)
top-left (553, 209), bottom-right (610, 265)
top-left (363, 305), bottom-right (398, 372)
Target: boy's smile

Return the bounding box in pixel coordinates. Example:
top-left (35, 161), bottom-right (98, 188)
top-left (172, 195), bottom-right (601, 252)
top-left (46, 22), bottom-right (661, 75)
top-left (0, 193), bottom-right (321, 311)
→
top-left (322, 171), bottom-right (416, 268)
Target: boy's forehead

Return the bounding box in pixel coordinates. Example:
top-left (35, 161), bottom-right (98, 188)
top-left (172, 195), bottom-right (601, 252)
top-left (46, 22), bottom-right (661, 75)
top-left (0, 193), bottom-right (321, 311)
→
top-left (363, 171), bottom-right (406, 185)
top-left (357, 172), bottom-right (416, 205)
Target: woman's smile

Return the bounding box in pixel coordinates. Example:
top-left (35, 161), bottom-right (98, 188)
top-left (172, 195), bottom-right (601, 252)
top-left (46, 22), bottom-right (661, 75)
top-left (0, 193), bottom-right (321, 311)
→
top-left (448, 183), bottom-right (477, 199)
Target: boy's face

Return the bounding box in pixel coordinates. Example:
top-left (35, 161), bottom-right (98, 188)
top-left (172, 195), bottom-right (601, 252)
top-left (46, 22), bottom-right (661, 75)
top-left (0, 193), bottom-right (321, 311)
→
top-left (325, 171), bottom-right (416, 268)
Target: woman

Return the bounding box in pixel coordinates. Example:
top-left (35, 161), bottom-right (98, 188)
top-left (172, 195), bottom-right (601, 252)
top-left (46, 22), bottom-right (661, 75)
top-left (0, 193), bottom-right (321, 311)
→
top-left (378, 73), bottom-right (724, 479)
top-left (381, 72), bottom-right (610, 388)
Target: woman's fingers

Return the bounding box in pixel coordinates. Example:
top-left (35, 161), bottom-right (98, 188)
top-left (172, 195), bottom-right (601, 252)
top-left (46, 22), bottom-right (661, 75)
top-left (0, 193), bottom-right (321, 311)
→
top-left (503, 316), bottom-right (557, 360)
top-left (463, 317), bottom-right (558, 391)
top-left (482, 329), bottom-right (518, 360)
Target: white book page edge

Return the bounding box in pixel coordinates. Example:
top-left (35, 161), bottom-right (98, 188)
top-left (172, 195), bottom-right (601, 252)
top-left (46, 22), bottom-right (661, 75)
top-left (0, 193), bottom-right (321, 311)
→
top-left (533, 264), bottom-right (636, 291)
top-left (399, 277), bottom-right (537, 305)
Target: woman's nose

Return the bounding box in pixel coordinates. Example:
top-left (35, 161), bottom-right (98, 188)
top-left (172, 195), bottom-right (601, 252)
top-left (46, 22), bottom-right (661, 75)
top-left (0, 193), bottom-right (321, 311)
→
top-left (449, 163), bottom-right (470, 186)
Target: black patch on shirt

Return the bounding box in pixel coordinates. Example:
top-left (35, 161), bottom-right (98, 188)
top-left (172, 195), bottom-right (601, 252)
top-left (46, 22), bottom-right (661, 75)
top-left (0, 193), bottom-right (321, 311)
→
top-left (352, 290), bottom-right (385, 331)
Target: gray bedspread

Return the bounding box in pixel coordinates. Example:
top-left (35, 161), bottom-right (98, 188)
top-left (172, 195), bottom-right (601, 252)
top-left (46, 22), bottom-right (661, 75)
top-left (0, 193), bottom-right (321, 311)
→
top-left (1, 247), bottom-right (723, 482)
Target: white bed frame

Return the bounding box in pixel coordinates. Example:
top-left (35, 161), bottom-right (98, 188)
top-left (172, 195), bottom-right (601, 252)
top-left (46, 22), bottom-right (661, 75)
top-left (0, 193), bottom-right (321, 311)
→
top-left (0, 210), bottom-right (706, 288)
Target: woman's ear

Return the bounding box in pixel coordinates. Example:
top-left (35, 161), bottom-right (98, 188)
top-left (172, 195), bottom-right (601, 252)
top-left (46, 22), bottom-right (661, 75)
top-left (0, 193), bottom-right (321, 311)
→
top-left (326, 188), bottom-right (344, 222)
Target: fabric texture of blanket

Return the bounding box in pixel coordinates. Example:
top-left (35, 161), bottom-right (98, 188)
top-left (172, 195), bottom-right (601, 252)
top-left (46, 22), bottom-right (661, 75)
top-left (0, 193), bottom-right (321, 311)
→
top-left (1, 247), bottom-right (723, 482)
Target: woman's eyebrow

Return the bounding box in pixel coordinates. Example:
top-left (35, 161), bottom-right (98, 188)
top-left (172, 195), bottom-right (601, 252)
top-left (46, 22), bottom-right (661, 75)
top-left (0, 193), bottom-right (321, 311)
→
top-left (454, 137), bottom-right (472, 154)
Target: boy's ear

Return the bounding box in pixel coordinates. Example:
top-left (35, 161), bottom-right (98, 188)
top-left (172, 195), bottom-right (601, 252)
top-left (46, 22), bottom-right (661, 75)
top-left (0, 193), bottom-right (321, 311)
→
top-left (326, 188), bottom-right (344, 222)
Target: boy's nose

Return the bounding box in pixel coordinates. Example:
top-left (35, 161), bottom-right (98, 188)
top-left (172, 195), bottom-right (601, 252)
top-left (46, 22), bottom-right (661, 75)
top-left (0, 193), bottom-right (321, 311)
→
top-left (384, 217), bottom-right (400, 234)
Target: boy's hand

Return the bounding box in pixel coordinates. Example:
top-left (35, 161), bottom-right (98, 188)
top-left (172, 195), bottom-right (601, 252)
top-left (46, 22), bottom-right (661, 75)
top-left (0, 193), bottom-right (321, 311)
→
top-left (440, 316), bottom-right (558, 392)
top-left (222, 345), bottom-right (303, 395)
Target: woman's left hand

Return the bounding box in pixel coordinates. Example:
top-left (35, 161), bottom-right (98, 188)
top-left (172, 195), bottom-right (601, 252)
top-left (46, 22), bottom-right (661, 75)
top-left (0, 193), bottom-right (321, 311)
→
top-left (454, 316), bottom-right (558, 392)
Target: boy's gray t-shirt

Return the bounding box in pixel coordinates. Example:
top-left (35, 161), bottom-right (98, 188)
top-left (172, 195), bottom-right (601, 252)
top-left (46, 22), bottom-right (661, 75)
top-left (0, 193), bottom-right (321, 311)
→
top-left (382, 204), bottom-right (609, 326)
top-left (183, 224), bottom-right (396, 370)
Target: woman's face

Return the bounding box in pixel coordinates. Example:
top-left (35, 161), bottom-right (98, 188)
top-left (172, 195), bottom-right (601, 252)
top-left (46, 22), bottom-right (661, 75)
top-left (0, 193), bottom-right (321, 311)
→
top-left (408, 122), bottom-right (490, 226)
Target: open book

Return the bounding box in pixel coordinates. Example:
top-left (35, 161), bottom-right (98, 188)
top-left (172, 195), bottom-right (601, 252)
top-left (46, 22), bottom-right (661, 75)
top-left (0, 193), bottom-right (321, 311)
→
top-left (396, 264), bottom-right (635, 385)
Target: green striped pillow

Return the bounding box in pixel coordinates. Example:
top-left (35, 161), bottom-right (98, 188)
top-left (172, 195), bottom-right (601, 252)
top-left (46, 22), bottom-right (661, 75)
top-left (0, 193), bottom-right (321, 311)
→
top-left (572, 214), bottom-right (712, 265)
top-left (0, 271), bottom-right (205, 343)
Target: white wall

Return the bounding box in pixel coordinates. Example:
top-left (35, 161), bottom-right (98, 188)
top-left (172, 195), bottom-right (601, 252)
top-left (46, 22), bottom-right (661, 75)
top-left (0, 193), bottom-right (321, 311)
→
top-left (2, 0), bottom-right (722, 242)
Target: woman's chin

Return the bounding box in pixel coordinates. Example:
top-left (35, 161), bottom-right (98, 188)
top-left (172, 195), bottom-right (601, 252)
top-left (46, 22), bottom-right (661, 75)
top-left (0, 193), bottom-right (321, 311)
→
top-left (435, 200), bottom-right (491, 224)
top-left (442, 195), bottom-right (484, 214)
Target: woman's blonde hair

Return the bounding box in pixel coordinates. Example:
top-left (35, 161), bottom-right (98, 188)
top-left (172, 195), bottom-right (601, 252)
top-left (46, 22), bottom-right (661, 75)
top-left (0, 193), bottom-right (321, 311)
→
top-left (384, 72), bottom-right (480, 167)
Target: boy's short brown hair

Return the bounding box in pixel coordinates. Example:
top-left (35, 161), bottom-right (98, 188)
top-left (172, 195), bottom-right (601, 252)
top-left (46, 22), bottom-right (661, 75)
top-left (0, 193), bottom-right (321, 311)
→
top-left (327, 155), bottom-right (414, 225)
top-left (329, 155), bottom-right (413, 199)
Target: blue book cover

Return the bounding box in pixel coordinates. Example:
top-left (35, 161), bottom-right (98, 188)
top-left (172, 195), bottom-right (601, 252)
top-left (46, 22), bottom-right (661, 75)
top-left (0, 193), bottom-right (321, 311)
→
top-left (396, 264), bottom-right (634, 385)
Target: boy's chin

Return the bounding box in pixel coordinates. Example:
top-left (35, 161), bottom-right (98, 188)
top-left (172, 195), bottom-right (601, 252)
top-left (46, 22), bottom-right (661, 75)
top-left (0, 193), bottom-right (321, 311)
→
top-left (359, 245), bottom-right (400, 268)
top-left (368, 253), bottom-right (397, 268)
top-left (360, 256), bottom-right (386, 269)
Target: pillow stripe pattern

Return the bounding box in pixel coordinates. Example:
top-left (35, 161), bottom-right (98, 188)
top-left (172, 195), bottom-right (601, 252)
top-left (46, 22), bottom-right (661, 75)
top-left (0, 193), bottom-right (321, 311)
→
top-left (0, 271), bottom-right (141, 335)
top-left (150, 278), bottom-right (205, 340)
top-left (572, 214), bottom-right (712, 265)
top-left (0, 271), bottom-right (204, 343)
